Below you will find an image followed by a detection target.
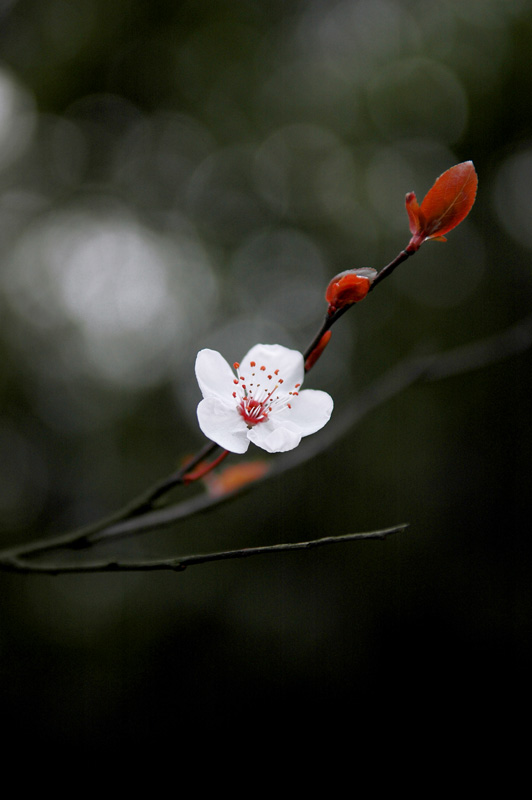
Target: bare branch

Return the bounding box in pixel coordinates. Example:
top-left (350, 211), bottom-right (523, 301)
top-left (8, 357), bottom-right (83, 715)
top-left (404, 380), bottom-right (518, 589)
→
top-left (0, 525), bottom-right (408, 575)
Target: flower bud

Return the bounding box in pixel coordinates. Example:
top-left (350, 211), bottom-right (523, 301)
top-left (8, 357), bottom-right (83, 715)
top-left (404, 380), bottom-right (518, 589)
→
top-left (325, 268), bottom-right (377, 314)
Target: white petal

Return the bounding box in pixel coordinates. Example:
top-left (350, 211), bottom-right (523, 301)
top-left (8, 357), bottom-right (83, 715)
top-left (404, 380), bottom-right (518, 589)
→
top-left (248, 419), bottom-right (302, 453)
top-left (240, 343), bottom-right (304, 389)
top-left (197, 397), bottom-right (250, 454)
top-left (275, 389), bottom-right (333, 436)
top-left (195, 349), bottom-right (238, 401)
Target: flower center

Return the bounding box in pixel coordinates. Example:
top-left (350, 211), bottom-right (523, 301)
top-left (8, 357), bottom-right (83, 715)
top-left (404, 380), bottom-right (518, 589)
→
top-left (238, 396), bottom-right (269, 426)
top-left (231, 357), bottom-right (301, 429)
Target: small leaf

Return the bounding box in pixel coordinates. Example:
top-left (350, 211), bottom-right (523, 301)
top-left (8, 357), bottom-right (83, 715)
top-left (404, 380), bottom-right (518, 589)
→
top-left (420, 161), bottom-right (477, 236)
top-left (406, 161), bottom-right (477, 252)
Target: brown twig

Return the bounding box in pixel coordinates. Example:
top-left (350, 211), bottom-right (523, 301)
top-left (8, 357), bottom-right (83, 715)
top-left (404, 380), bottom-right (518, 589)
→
top-left (0, 525), bottom-right (408, 575)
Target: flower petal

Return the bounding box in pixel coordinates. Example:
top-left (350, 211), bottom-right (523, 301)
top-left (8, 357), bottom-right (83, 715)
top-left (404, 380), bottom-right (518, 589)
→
top-left (197, 397), bottom-right (250, 453)
top-left (195, 349), bottom-right (238, 401)
top-left (276, 389), bottom-right (333, 435)
top-left (240, 343), bottom-right (304, 389)
top-left (248, 419), bottom-right (302, 453)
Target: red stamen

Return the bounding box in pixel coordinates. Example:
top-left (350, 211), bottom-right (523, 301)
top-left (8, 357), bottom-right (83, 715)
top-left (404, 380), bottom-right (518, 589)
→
top-left (238, 397), bottom-right (269, 426)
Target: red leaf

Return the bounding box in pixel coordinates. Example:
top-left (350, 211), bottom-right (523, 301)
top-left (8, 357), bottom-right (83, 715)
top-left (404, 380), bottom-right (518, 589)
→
top-left (406, 161), bottom-right (477, 252)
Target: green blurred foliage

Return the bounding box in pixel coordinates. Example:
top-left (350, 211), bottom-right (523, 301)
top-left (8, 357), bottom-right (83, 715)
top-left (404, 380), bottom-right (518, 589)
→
top-left (0, 0), bottom-right (531, 745)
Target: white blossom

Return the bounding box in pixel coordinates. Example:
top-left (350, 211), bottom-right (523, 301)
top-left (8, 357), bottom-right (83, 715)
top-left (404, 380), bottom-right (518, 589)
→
top-left (195, 343), bottom-right (333, 454)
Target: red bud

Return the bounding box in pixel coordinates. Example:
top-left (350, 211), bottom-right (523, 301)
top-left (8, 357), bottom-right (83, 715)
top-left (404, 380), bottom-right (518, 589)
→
top-left (325, 268), bottom-right (377, 314)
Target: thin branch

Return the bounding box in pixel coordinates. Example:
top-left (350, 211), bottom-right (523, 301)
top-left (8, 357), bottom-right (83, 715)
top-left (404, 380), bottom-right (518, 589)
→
top-left (0, 525), bottom-right (408, 575)
top-left (9, 440), bottom-right (220, 560)
top-left (369, 249), bottom-right (412, 290)
top-left (422, 312), bottom-right (532, 380)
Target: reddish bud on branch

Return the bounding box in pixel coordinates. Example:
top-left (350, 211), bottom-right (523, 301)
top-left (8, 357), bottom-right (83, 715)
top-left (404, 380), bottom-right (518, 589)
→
top-left (325, 268), bottom-right (377, 315)
top-left (305, 330), bottom-right (332, 371)
top-left (204, 460), bottom-right (270, 497)
top-left (405, 161), bottom-right (478, 253)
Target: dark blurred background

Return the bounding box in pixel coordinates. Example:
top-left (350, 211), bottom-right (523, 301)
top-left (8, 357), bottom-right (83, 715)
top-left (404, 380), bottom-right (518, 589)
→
top-left (0, 0), bottom-right (531, 746)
